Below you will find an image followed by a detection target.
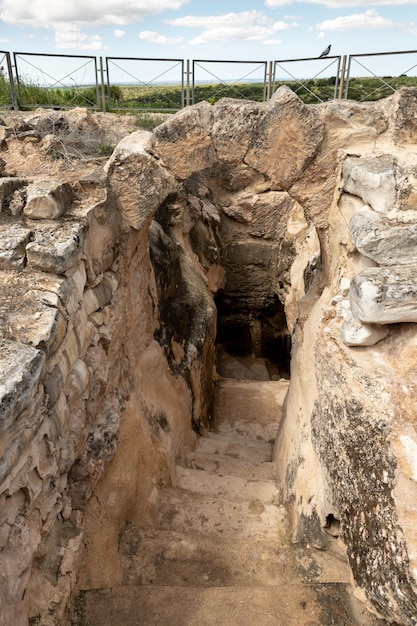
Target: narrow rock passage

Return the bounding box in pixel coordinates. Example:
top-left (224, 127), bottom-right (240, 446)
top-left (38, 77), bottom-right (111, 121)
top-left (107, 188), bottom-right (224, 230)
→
top-left (71, 360), bottom-right (382, 626)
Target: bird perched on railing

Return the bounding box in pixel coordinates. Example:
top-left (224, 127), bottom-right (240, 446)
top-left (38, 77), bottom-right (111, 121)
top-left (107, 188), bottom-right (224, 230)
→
top-left (319, 45), bottom-right (331, 58)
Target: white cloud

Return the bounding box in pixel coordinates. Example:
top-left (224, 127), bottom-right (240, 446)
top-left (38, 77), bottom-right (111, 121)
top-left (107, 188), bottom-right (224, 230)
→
top-left (167, 10), bottom-right (271, 28)
top-left (54, 27), bottom-right (106, 50)
top-left (0, 0), bottom-right (190, 28)
top-left (316, 9), bottom-right (394, 30)
top-left (139, 30), bottom-right (183, 44)
top-left (266, 0), bottom-right (417, 7)
top-left (262, 38), bottom-right (283, 44)
top-left (273, 20), bottom-right (298, 30)
top-left (113, 29), bottom-right (126, 38)
top-left (167, 10), bottom-right (297, 44)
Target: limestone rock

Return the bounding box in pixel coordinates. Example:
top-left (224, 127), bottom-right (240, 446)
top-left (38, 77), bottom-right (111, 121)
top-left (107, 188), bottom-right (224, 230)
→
top-left (154, 101), bottom-right (215, 179)
top-left (106, 130), bottom-right (178, 230)
top-left (83, 271), bottom-right (119, 315)
top-left (212, 98), bottom-right (266, 164)
top-left (391, 87), bottom-right (417, 145)
top-left (0, 223), bottom-right (31, 269)
top-left (0, 273), bottom-right (69, 354)
top-left (245, 87), bottom-right (325, 189)
top-left (321, 98), bottom-right (389, 147)
top-left (0, 338), bottom-right (45, 434)
top-left (340, 299), bottom-right (389, 346)
top-left (343, 156), bottom-right (397, 214)
top-left (350, 266), bottom-right (417, 324)
top-left (350, 207), bottom-right (417, 266)
top-left (289, 151), bottom-right (338, 229)
top-left (26, 222), bottom-right (85, 274)
top-left (311, 330), bottom-right (417, 624)
top-left (24, 180), bottom-right (73, 220)
top-left (0, 177), bottom-right (27, 212)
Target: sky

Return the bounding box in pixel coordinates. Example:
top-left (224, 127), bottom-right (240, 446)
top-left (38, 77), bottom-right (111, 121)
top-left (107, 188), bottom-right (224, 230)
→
top-left (0, 0), bottom-right (416, 84)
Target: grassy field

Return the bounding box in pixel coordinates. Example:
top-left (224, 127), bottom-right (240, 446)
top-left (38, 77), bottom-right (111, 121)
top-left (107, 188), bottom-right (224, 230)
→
top-left (2, 72), bottom-right (417, 112)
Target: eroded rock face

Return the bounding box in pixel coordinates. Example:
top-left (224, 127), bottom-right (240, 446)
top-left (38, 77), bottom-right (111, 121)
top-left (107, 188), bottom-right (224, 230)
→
top-left (274, 90), bottom-right (417, 625)
top-left (2, 88), bottom-right (417, 626)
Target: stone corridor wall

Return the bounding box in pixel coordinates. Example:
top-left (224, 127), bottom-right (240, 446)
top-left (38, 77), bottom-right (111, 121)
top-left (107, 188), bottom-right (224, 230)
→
top-left (0, 117), bottom-right (217, 625)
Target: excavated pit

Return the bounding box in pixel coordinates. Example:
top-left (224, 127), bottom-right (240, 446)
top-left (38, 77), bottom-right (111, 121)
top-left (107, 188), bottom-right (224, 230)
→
top-left (3, 89), bottom-right (417, 626)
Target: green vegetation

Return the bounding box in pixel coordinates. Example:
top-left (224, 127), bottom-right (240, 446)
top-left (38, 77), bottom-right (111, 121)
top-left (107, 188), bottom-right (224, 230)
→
top-left (1, 72), bottom-right (417, 111)
top-left (133, 112), bottom-right (168, 130)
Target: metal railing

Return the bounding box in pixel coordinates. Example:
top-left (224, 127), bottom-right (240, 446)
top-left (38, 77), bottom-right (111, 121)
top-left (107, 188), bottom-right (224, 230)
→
top-left (13, 51), bottom-right (99, 110)
top-left (191, 59), bottom-right (271, 104)
top-left (344, 49), bottom-right (417, 101)
top-left (273, 55), bottom-right (343, 103)
top-left (105, 57), bottom-right (185, 111)
top-left (1, 49), bottom-right (417, 112)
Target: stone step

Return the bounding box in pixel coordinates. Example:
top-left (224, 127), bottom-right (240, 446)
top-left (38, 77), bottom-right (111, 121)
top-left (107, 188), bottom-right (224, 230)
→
top-left (175, 466), bottom-right (278, 504)
top-left (197, 433), bottom-right (273, 463)
top-left (118, 527), bottom-right (293, 587)
top-left (215, 418), bottom-right (279, 445)
top-left (184, 451), bottom-right (278, 481)
top-left (155, 488), bottom-right (287, 541)
top-left (215, 379), bottom-right (288, 437)
top-left (73, 583), bottom-right (379, 626)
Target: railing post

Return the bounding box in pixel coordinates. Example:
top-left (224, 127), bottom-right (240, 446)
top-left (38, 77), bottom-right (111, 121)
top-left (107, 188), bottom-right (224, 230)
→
top-left (266, 60), bottom-right (273, 100)
top-left (338, 55), bottom-right (347, 100)
top-left (185, 59), bottom-right (190, 107)
top-left (5, 52), bottom-right (18, 110)
top-left (99, 57), bottom-right (106, 111)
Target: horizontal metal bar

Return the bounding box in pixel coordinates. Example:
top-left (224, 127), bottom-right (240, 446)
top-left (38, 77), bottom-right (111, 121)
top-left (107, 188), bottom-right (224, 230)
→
top-left (193, 59), bottom-right (267, 65)
top-left (107, 56), bottom-right (184, 63)
top-left (274, 55), bottom-right (340, 63)
top-left (349, 50), bottom-right (417, 58)
top-left (14, 51), bottom-right (96, 60)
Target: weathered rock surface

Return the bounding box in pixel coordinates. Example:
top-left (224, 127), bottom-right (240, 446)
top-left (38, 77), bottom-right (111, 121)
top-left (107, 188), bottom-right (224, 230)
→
top-left (24, 180), bottom-right (73, 220)
top-left (340, 299), bottom-right (389, 347)
top-left (350, 266), bottom-right (417, 324)
top-left (105, 130), bottom-right (178, 230)
top-left (349, 207), bottom-right (417, 266)
top-left (343, 156), bottom-right (397, 214)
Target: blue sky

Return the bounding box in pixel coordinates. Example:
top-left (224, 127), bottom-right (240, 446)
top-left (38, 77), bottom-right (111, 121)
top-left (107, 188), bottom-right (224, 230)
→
top-left (0, 0), bottom-right (416, 84)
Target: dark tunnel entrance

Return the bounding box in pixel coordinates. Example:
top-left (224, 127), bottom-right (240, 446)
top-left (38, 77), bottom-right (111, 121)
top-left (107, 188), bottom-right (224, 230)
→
top-left (214, 292), bottom-right (291, 380)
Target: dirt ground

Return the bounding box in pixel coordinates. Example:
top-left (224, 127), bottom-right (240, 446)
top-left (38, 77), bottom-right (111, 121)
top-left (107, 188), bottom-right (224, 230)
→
top-left (0, 107), bottom-right (168, 179)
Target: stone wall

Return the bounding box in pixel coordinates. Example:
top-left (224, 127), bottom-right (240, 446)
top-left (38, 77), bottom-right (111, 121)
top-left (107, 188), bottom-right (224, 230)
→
top-left (0, 112), bottom-right (217, 625)
top-left (274, 88), bottom-right (417, 625)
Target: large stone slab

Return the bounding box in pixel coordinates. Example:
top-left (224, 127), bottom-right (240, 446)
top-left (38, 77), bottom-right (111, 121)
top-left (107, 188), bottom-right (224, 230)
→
top-left (212, 98), bottom-right (266, 164)
top-left (26, 222), bottom-right (85, 274)
top-left (0, 223), bottom-right (31, 269)
top-left (106, 130), bottom-right (178, 230)
top-left (0, 338), bottom-right (45, 434)
top-left (0, 272), bottom-right (69, 354)
top-left (343, 156), bottom-right (396, 214)
top-left (350, 266), bottom-right (417, 324)
top-left (340, 299), bottom-right (389, 347)
top-left (391, 87), bottom-right (417, 145)
top-left (350, 207), bottom-right (417, 266)
top-left (24, 180), bottom-right (73, 220)
top-left (154, 101), bottom-right (216, 179)
top-left (245, 87), bottom-right (324, 189)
